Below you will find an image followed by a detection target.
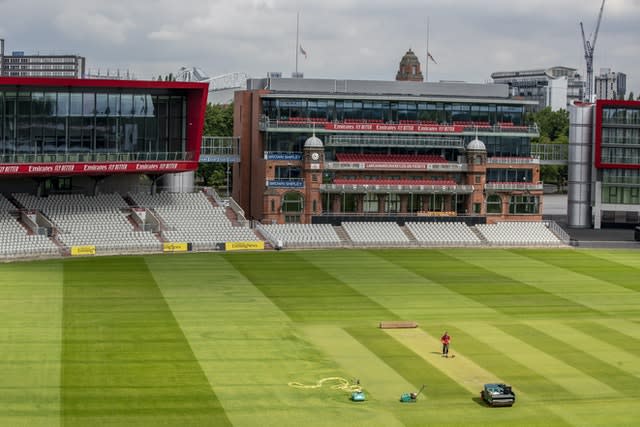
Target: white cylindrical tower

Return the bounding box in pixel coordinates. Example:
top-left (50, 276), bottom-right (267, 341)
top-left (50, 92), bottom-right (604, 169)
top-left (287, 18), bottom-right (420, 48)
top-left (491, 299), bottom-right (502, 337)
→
top-left (567, 103), bottom-right (594, 228)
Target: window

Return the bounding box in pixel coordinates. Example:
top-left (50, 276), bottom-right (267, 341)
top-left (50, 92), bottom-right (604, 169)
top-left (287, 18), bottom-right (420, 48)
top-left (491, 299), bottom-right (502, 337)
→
top-left (509, 195), bottom-right (539, 214)
top-left (282, 192), bottom-right (304, 213)
top-left (486, 194), bottom-right (502, 214)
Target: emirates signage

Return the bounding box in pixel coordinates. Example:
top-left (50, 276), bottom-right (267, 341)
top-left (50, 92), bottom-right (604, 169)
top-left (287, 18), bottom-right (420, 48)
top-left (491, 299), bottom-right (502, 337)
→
top-left (324, 123), bottom-right (463, 133)
top-left (0, 161), bottom-right (198, 176)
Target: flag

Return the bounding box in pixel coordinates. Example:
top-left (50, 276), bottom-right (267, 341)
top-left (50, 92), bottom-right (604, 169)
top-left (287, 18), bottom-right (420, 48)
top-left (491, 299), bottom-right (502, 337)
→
top-left (427, 52), bottom-right (437, 64)
top-left (299, 45), bottom-right (308, 59)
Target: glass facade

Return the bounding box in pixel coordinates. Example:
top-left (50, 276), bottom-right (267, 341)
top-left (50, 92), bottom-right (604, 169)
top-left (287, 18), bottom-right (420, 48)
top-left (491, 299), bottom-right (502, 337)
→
top-left (262, 98), bottom-right (531, 158)
top-left (601, 169), bottom-right (640, 204)
top-left (262, 98), bottom-right (526, 125)
top-left (600, 106), bottom-right (640, 165)
top-left (0, 89), bottom-right (188, 163)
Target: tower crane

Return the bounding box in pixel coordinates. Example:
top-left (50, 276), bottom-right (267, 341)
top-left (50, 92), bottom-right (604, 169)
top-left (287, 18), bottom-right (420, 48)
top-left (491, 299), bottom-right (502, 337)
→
top-left (580, 0), bottom-right (605, 101)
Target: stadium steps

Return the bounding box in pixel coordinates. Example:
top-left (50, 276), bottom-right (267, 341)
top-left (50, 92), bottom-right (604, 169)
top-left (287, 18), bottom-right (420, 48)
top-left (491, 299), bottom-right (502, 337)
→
top-left (5, 194), bottom-right (24, 209)
top-left (224, 207), bottom-right (243, 226)
top-left (122, 195), bottom-right (138, 207)
top-left (50, 235), bottom-right (70, 256)
top-left (126, 213), bottom-right (143, 232)
top-left (333, 225), bottom-right (353, 245)
top-left (10, 211), bottom-right (35, 236)
top-left (469, 226), bottom-right (489, 244)
top-left (400, 225), bottom-right (418, 243)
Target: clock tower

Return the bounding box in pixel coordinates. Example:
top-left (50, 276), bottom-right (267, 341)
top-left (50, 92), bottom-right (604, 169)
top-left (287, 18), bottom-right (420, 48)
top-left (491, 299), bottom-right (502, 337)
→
top-left (303, 133), bottom-right (324, 223)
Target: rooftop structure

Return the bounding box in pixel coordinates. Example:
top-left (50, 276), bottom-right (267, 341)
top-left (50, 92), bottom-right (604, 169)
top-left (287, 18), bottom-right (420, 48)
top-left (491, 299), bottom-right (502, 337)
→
top-left (491, 66), bottom-right (585, 111)
top-left (0, 38), bottom-right (86, 78)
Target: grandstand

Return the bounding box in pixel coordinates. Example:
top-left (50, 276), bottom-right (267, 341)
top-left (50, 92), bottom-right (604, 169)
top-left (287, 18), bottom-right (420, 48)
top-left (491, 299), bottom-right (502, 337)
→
top-left (0, 189), bottom-right (571, 261)
top-left (258, 223), bottom-right (342, 248)
top-left (475, 221), bottom-right (564, 246)
top-left (14, 193), bottom-right (161, 254)
top-left (341, 221), bottom-right (413, 247)
top-left (129, 191), bottom-right (260, 251)
top-left (0, 195), bottom-right (59, 259)
top-left (406, 221), bottom-right (483, 247)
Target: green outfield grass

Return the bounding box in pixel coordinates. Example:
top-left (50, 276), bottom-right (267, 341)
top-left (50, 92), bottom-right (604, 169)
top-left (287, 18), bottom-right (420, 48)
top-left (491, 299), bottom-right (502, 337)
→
top-left (1, 248), bottom-right (639, 426)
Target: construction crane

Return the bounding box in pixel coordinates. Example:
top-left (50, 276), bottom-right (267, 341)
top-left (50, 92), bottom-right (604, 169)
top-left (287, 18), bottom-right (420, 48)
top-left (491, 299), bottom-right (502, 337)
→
top-left (580, 0), bottom-right (605, 101)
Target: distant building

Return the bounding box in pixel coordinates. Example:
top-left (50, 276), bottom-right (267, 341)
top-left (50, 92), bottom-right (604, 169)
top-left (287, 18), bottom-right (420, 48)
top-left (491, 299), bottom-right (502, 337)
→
top-left (396, 49), bottom-right (423, 82)
top-left (594, 68), bottom-right (626, 100)
top-left (491, 66), bottom-right (585, 112)
top-left (568, 99), bottom-right (640, 229)
top-left (233, 76), bottom-right (542, 225)
top-left (0, 38), bottom-right (85, 78)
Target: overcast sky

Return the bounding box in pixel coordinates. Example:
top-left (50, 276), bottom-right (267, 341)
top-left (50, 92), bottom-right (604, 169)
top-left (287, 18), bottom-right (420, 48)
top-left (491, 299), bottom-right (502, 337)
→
top-left (1, 0), bottom-right (638, 96)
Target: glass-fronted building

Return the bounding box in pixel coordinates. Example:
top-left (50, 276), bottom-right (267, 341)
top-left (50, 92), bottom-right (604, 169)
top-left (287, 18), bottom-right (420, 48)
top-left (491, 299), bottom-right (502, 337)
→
top-left (0, 77), bottom-right (208, 194)
top-left (234, 77), bottom-right (543, 224)
top-left (569, 99), bottom-right (640, 228)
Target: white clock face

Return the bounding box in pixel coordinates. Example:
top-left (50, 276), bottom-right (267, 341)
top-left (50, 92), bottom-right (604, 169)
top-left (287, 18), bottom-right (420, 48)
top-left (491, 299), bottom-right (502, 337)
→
top-left (311, 152), bottom-right (320, 161)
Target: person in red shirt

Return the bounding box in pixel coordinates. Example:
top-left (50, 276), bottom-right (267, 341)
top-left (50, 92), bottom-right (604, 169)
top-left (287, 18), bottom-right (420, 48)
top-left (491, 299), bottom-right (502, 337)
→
top-left (441, 332), bottom-right (451, 357)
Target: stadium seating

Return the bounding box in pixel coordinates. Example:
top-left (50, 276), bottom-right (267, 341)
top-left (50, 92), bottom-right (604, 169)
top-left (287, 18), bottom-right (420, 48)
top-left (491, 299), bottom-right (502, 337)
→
top-left (332, 178), bottom-right (457, 186)
top-left (0, 194), bottom-right (60, 259)
top-left (13, 193), bottom-right (161, 254)
top-left (341, 221), bottom-right (412, 246)
top-left (259, 223), bottom-right (342, 248)
top-left (406, 221), bottom-right (482, 246)
top-left (335, 153), bottom-right (447, 163)
top-left (474, 222), bottom-right (563, 246)
top-left (130, 191), bottom-right (260, 250)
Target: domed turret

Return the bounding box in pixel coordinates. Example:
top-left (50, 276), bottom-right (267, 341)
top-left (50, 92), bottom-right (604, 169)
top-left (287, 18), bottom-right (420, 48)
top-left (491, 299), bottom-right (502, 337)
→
top-left (304, 134), bottom-right (323, 148)
top-left (467, 138), bottom-right (486, 151)
top-left (396, 49), bottom-right (424, 82)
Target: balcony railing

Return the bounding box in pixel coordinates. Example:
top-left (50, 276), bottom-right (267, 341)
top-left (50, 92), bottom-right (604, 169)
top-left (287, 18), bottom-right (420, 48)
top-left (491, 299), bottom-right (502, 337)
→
top-left (485, 182), bottom-right (544, 191)
top-left (324, 161), bottom-right (468, 172)
top-left (200, 136), bottom-right (240, 162)
top-left (259, 117), bottom-right (539, 136)
top-left (487, 157), bottom-right (540, 165)
top-left (326, 134), bottom-right (465, 148)
top-left (0, 151), bottom-right (195, 164)
top-left (321, 183), bottom-right (474, 194)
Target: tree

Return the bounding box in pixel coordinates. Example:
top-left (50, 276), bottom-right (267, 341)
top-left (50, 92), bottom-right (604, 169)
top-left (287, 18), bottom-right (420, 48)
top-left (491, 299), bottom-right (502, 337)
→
top-left (203, 103), bottom-right (234, 136)
top-left (628, 91), bottom-right (635, 101)
top-left (527, 107), bottom-right (570, 190)
top-left (528, 107), bottom-right (569, 143)
top-left (197, 103), bottom-right (234, 193)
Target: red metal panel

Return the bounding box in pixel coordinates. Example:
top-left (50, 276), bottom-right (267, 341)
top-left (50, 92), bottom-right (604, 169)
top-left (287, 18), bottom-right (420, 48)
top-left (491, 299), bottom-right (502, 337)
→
top-left (0, 161), bottom-right (198, 176)
top-left (594, 99), bottom-right (640, 170)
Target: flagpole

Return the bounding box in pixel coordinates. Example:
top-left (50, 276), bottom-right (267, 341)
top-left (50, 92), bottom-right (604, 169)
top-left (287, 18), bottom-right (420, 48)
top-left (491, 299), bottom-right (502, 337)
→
top-left (426, 17), bottom-right (430, 82)
top-left (295, 12), bottom-right (300, 74)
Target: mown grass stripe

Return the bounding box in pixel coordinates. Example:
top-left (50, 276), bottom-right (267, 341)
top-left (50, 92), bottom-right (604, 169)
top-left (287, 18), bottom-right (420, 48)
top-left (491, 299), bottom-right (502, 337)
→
top-left (449, 249), bottom-right (635, 316)
top-left (498, 323), bottom-right (639, 397)
top-left (385, 327), bottom-right (571, 426)
top-left (301, 325), bottom-right (407, 426)
top-left (0, 260), bottom-right (63, 426)
top-left (458, 321), bottom-right (618, 399)
top-left (513, 249), bottom-right (640, 293)
top-left (385, 328), bottom-right (501, 393)
top-left (62, 256), bottom-right (231, 426)
top-left (375, 249), bottom-right (597, 318)
top-left (524, 321), bottom-right (640, 379)
top-left (298, 250), bottom-right (499, 322)
top-left (564, 321), bottom-right (640, 371)
top-left (593, 319), bottom-right (640, 341)
top-left (343, 326), bottom-right (468, 401)
top-left (223, 251), bottom-right (397, 324)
